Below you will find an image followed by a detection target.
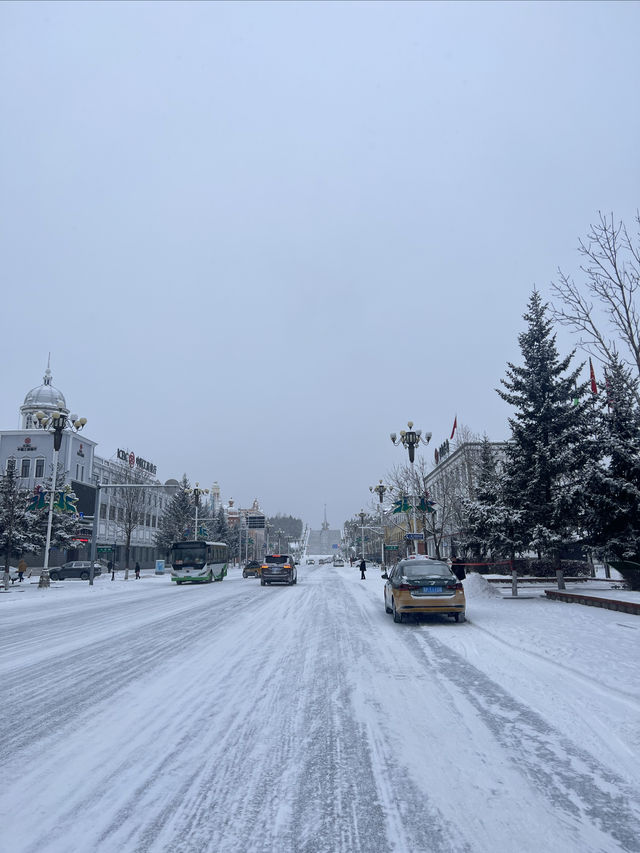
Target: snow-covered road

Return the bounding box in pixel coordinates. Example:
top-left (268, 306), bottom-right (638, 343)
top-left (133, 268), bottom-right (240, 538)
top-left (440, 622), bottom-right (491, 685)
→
top-left (2, 567), bottom-right (639, 853)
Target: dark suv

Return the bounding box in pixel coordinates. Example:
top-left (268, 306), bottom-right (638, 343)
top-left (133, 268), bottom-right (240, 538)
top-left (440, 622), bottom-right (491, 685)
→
top-left (260, 555), bottom-right (297, 586)
top-left (49, 561), bottom-right (103, 581)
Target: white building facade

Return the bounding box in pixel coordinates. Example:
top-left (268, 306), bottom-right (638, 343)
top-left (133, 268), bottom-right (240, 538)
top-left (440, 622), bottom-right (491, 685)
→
top-left (0, 367), bottom-right (169, 568)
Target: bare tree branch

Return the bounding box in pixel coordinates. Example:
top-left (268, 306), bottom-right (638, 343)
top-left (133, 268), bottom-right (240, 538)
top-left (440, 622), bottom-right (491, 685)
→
top-left (551, 211), bottom-right (640, 405)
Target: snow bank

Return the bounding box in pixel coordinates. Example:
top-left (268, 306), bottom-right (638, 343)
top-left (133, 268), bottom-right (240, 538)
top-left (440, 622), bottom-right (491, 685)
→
top-left (464, 571), bottom-right (502, 599)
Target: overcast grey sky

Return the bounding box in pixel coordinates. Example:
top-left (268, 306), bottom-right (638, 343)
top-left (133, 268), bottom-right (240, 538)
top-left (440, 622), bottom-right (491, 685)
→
top-left (1, 0), bottom-right (639, 528)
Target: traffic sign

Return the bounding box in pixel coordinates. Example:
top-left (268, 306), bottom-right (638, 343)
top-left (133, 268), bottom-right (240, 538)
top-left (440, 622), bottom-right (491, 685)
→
top-left (405, 533), bottom-right (424, 540)
top-left (97, 546), bottom-right (113, 553)
top-left (385, 545), bottom-right (399, 551)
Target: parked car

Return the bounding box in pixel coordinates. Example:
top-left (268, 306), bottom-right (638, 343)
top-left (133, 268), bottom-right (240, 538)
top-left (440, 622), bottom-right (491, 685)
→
top-left (49, 561), bottom-right (103, 581)
top-left (333, 559), bottom-right (345, 567)
top-left (260, 554), bottom-right (297, 586)
top-left (306, 558), bottom-right (315, 565)
top-left (242, 560), bottom-right (262, 578)
top-left (383, 556), bottom-right (466, 623)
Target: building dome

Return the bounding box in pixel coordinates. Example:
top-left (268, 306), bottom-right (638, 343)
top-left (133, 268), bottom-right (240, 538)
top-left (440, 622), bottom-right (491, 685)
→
top-left (23, 368), bottom-right (67, 410)
top-left (20, 367), bottom-right (69, 428)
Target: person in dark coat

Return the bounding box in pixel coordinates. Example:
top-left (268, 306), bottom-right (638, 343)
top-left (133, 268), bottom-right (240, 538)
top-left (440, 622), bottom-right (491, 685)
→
top-left (134, 562), bottom-right (141, 579)
top-left (451, 557), bottom-right (466, 581)
top-left (359, 559), bottom-right (366, 580)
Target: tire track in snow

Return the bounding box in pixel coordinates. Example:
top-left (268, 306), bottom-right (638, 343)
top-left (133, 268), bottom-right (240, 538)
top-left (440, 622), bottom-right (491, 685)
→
top-left (407, 629), bottom-right (640, 853)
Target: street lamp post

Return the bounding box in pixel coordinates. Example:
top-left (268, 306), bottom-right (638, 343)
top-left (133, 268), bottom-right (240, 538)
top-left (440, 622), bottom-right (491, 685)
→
top-left (370, 480), bottom-right (387, 566)
top-left (190, 483), bottom-right (209, 540)
top-left (390, 421), bottom-right (432, 554)
top-left (35, 408), bottom-right (87, 588)
top-left (358, 510), bottom-right (367, 560)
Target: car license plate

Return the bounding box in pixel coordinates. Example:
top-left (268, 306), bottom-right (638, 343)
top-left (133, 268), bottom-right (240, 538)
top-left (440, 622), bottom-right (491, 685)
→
top-left (421, 586), bottom-right (443, 593)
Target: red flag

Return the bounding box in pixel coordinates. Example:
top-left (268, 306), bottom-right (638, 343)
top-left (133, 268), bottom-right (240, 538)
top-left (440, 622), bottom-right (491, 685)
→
top-left (450, 415), bottom-right (457, 440)
top-left (589, 358), bottom-right (598, 394)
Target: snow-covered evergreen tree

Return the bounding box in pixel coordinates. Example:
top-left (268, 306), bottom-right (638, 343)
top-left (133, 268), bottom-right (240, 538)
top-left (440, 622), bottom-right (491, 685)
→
top-left (498, 290), bottom-right (598, 565)
top-left (584, 355), bottom-right (640, 587)
top-left (0, 465), bottom-right (44, 589)
top-left (31, 463), bottom-right (81, 558)
top-left (210, 506), bottom-right (229, 544)
top-left (155, 475), bottom-right (194, 550)
top-left (462, 437), bottom-right (525, 563)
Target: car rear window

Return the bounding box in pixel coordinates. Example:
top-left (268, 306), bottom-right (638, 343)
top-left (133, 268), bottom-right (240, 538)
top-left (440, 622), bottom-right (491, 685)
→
top-left (265, 555), bottom-right (290, 564)
top-left (400, 561), bottom-right (452, 579)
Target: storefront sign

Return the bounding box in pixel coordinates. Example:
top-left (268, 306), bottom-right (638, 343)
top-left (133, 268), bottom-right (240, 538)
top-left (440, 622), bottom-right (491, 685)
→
top-left (117, 448), bottom-right (157, 476)
top-left (18, 437), bottom-right (37, 452)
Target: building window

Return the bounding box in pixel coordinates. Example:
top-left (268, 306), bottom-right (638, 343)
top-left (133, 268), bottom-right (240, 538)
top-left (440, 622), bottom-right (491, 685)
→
top-left (109, 505), bottom-right (115, 521)
top-left (21, 458), bottom-right (31, 478)
top-left (76, 464), bottom-right (80, 479)
top-left (100, 504), bottom-right (107, 519)
top-left (118, 507), bottom-right (124, 522)
top-left (6, 457), bottom-right (16, 473)
top-left (35, 458), bottom-right (45, 478)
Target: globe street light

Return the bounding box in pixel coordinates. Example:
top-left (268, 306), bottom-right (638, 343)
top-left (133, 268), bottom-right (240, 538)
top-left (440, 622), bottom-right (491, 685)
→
top-left (370, 480), bottom-right (387, 566)
top-left (35, 408), bottom-right (87, 587)
top-left (390, 421), bottom-right (432, 553)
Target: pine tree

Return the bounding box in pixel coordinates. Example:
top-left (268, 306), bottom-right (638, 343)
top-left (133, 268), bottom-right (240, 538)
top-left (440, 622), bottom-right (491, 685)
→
top-left (211, 506), bottom-right (229, 544)
top-left (31, 463), bottom-right (81, 558)
top-left (155, 475), bottom-right (194, 550)
top-left (0, 465), bottom-right (44, 589)
top-left (498, 290), bottom-right (598, 567)
top-left (584, 355), bottom-right (640, 588)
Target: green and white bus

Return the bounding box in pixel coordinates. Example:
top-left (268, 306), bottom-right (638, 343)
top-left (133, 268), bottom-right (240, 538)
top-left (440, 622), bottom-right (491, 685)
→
top-left (170, 540), bottom-right (228, 584)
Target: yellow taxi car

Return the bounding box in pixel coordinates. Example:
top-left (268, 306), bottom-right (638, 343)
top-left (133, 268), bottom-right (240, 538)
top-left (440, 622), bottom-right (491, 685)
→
top-left (383, 556), bottom-right (466, 623)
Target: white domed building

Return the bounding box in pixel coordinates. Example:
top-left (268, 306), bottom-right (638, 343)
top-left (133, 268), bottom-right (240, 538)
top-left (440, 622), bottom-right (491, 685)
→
top-left (1, 365), bottom-right (98, 504)
top-left (1, 365), bottom-right (170, 570)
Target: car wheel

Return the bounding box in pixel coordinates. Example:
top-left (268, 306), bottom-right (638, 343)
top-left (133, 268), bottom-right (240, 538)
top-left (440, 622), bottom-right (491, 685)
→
top-left (80, 571), bottom-right (90, 580)
top-left (261, 578), bottom-right (266, 586)
top-left (454, 612), bottom-right (466, 623)
top-left (242, 572), bottom-right (247, 578)
top-left (392, 599), bottom-right (403, 623)
top-left (50, 571), bottom-right (60, 581)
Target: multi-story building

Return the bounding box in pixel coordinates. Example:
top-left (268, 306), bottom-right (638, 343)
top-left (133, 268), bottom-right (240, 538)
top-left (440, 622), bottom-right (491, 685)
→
top-left (382, 440), bottom-right (509, 560)
top-left (0, 366), bottom-right (168, 568)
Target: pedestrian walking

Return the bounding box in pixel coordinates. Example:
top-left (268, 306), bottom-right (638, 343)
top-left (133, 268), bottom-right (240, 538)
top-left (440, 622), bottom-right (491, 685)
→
top-left (451, 556), bottom-right (466, 581)
top-left (134, 562), bottom-right (141, 579)
top-left (17, 559), bottom-right (28, 582)
top-left (359, 559), bottom-right (366, 580)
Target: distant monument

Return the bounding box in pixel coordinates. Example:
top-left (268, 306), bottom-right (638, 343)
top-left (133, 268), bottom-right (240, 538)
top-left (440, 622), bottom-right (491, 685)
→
top-left (307, 505), bottom-right (342, 554)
